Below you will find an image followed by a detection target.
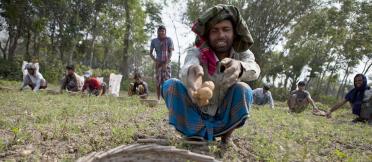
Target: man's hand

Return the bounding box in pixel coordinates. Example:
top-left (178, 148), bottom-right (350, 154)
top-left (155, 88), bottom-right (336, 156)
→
top-left (312, 107), bottom-right (320, 113)
top-left (186, 65), bottom-right (204, 105)
top-left (220, 58), bottom-right (242, 88)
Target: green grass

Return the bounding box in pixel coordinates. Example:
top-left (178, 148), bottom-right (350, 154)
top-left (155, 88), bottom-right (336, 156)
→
top-left (237, 103), bottom-right (372, 161)
top-left (0, 80), bottom-right (371, 161)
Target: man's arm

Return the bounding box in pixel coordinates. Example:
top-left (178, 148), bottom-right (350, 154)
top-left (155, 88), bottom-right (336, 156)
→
top-left (236, 49), bottom-right (261, 81)
top-left (306, 94), bottom-right (318, 110)
top-left (149, 40), bottom-right (156, 61)
top-left (180, 48), bottom-right (201, 84)
top-left (326, 99), bottom-right (348, 118)
top-left (179, 48), bottom-right (207, 106)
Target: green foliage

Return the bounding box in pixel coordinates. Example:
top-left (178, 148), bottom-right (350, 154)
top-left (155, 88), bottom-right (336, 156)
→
top-left (144, 0), bottom-right (163, 34)
top-left (90, 68), bottom-right (118, 81)
top-left (317, 95), bottom-right (340, 107)
top-left (237, 106), bottom-right (372, 161)
top-left (170, 61), bottom-right (180, 79)
top-left (111, 127), bottom-right (135, 144)
top-left (0, 59), bottom-right (22, 80)
top-left (334, 149), bottom-right (347, 159)
top-left (270, 87), bottom-right (289, 102)
top-left (40, 61), bottom-right (64, 84)
top-left (0, 0), bottom-right (163, 80)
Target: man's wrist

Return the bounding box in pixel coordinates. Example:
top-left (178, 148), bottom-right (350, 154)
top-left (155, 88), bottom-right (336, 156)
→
top-left (238, 63), bottom-right (244, 78)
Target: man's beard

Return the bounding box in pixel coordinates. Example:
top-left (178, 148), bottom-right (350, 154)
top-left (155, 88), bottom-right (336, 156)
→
top-left (208, 41), bottom-right (232, 55)
top-left (207, 40), bottom-right (233, 54)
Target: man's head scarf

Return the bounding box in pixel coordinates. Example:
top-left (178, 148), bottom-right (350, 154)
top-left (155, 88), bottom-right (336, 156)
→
top-left (191, 4), bottom-right (254, 75)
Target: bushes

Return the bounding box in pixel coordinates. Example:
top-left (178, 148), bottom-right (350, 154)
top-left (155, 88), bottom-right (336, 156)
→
top-left (271, 87), bottom-right (290, 102)
top-left (40, 62), bottom-right (64, 84)
top-left (317, 95), bottom-right (339, 106)
top-left (0, 59), bottom-right (22, 81)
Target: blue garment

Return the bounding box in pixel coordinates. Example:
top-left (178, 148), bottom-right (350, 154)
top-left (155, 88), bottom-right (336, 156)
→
top-left (345, 74), bottom-right (370, 116)
top-left (150, 37), bottom-right (174, 62)
top-left (162, 79), bottom-right (252, 141)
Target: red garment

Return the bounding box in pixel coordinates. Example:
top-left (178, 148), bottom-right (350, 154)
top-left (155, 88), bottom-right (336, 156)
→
top-left (160, 37), bottom-right (168, 62)
top-left (199, 47), bottom-right (217, 75)
top-left (82, 78), bottom-right (101, 91)
top-left (192, 23), bottom-right (217, 76)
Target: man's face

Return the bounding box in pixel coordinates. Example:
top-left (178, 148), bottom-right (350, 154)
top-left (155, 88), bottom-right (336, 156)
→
top-left (28, 69), bottom-right (35, 75)
top-left (354, 76), bottom-right (364, 88)
top-left (67, 69), bottom-right (74, 76)
top-left (298, 85), bottom-right (305, 91)
top-left (208, 20), bottom-right (234, 55)
top-left (158, 29), bottom-right (166, 39)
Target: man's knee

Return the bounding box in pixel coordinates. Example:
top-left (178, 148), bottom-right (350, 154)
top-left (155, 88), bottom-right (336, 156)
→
top-left (163, 78), bottom-right (181, 88)
top-left (230, 82), bottom-right (253, 104)
top-left (231, 82), bottom-right (252, 93)
top-left (162, 78), bottom-right (181, 97)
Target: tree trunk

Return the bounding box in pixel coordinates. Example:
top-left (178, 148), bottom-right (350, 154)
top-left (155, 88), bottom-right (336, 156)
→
top-left (24, 30), bottom-right (31, 61)
top-left (363, 62), bottom-right (372, 75)
top-left (0, 39), bottom-right (9, 60)
top-left (33, 33), bottom-right (39, 58)
top-left (102, 36), bottom-right (113, 69)
top-left (89, 36), bottom-right (96, 67)
top-left (120, 0), bottom-right (132, 79)
top-left (102, 43), bottom-right (110, 69)
top-left (169, 17), bottom-right (181, 78)
top-left (325, 67), bottom-right (336, 95)
top-left (89, 9), bottom-right (99, 67)
top-left (59, 43), bottom-right (64, 63)
top-left (336, 65), bottom-right (349, 99)
top-left (49, 20), bottom-right (57, 61)
top-left (284, 74), bottom-right (290, 90)
top-left (57, 19), bottom-right (65, 63)
top-left (306, 70), bottom-right (314, 90)
top-left (68, 43), bottom-right (76, 65)
top-left (7, 26), bottom-right (21, 61)
top-left (290, 75), bottom-right (299, 91)
top-left (316, 61), bottom-right (331, 95)
top-left (272, 75), bottom-right (277, 86)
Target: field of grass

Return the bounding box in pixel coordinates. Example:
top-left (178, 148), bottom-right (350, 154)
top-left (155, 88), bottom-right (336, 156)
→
top-left (0, 80), bottom-right (371, 161)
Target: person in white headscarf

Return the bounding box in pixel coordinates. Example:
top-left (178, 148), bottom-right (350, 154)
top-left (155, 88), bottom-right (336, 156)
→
top-left (20, 63), bottom-right (47, 92)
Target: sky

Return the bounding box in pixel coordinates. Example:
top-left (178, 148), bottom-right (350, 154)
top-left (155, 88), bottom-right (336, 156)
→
top-left (153, 0), bottom-right (371, 83)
